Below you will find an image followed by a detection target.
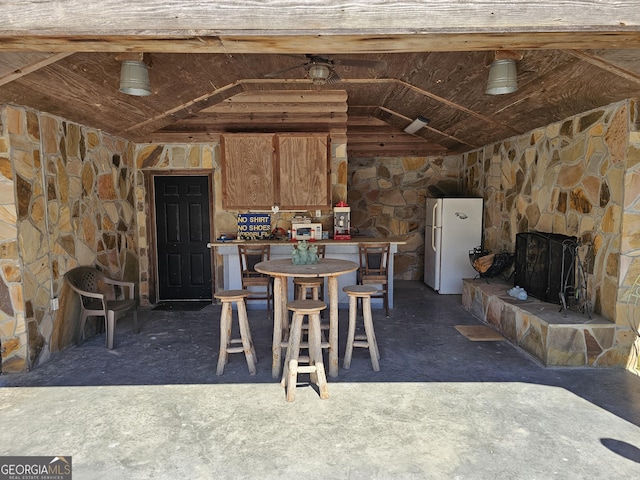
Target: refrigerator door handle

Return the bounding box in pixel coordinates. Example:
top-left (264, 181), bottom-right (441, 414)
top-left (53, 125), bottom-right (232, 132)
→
top-left (431, 201), bottom-right (438, 251)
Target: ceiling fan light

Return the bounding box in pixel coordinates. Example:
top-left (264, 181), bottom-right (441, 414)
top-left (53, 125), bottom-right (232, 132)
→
top-left (308, 64), bottom-right (330, 85)
top-left (119, 60), bottom-right (152, 96)
top-left (486, 59), bottom-right (517, 95)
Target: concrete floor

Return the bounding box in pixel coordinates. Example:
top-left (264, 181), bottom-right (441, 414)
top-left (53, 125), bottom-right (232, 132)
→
top-left (1, 280), bottom-right (640, 479)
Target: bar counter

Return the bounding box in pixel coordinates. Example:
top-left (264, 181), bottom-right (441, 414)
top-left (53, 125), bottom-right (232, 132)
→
top-left (211, 237), bottom-right (407, 308)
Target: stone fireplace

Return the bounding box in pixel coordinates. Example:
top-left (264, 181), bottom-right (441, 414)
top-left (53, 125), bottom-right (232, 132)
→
top-left (460, 100), bottom-right (640, 369)
top-left (514, 231), bottom-right (577, 305)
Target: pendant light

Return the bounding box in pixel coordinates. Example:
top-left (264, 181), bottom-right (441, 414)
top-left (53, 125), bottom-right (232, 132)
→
top-left (119, 59), bottom-right (152, 96)
top-left (486, 59), bottom-right (518, 95)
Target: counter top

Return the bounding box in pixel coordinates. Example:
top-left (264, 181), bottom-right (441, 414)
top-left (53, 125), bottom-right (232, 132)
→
top-left (209, 236), bottom-right (408, 247)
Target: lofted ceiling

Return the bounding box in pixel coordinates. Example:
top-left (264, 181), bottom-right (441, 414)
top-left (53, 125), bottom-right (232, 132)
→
top-left (2, 2), bottom-right (640, 158)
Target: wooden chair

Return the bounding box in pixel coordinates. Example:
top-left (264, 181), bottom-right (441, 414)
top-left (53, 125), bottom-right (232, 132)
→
top-left (64, 266), bottom-right (138, 349)
top-left (238, 244), bottom-right (273, 312)
top-left (358, 242), bottom-right (391, 317)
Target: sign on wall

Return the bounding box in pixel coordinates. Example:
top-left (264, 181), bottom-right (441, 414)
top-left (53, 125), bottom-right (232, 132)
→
top-left (237, 213), bottom-right (271, 240)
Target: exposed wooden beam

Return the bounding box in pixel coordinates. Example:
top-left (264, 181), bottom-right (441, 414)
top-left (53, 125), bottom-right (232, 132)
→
top-left (347, 144), bottom-right (448, 157)
top-left (167, 113), bottom-right (348, 125)
top-left (2, 32), bottom-right (640, 54)
top-left (218, 90), bottom-right (348, 104)
top-left (118, 83), bottom-right (245, 137)
top-left (563, 50), bottom-right (640, 84)
top-left (2, 1), bottom-right (640, 53)
top-left (0, 52), bottom-right (72, 87)
top-left (137, 132), bottom-right (222, 144)
top-left (343, 79), bottom-right (523, 136)
top-left (203, 102), bottom-right (348, 114)
top-left (375, 106), bottom-right (480, 149)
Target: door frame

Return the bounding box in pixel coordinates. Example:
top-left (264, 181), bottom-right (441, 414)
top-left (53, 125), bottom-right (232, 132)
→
top-left (144, 170), bottom-right (215, 304)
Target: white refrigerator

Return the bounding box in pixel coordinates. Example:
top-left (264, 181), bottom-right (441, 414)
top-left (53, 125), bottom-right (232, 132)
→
top-left (424, 197), bottom-right (483, 294)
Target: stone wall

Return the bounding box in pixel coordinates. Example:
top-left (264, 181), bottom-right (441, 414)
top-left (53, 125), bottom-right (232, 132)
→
top-left (620, 104), bottom-right (640, 370)
top-left (0, 105), bottom-right (138, 372)
top-left (135, 133), bottom-right (347, 303)
top-left (461, 101), bottom-right (631, 323)
top-left (347, 156), bottom-right (463, 280)
top-left (0, 106), bottom-right (24, 373)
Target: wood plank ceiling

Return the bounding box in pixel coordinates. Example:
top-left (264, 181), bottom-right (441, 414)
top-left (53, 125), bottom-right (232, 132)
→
top-left (1, 1), bottom-right (640, 158)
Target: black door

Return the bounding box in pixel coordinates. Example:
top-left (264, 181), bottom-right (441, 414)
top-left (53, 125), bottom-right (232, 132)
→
top-left (155, 175), bottom-right (212, 300)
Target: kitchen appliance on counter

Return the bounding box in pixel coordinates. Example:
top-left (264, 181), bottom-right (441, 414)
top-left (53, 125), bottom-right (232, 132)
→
top-left (333, 202), bottom-right (351, 240)
top-left (291, 223), bottom-right (322, 241)
top-left (424, 197), bottom-right (483, 294)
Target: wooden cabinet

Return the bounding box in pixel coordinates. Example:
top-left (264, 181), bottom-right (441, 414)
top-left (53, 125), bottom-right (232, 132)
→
top-left (221, 134), bottom-right (275, 208)
top-left (222, 133), bottom-right (330, 209)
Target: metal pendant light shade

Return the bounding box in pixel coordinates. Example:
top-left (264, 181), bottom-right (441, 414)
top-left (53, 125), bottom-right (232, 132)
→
top-left (486, 59), bottom-right (517, 95)
top-left (119, 60), bottom-right (151, 96)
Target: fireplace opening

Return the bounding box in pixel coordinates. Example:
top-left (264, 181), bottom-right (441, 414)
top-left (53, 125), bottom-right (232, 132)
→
top-left (514, 232), bottom-right (577, 304)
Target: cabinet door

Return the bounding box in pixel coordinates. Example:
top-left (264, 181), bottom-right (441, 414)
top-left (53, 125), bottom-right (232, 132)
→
top-left (277, 134), bottom-right (330, 209)
top-left (221, 134), bottom-right (275, 209)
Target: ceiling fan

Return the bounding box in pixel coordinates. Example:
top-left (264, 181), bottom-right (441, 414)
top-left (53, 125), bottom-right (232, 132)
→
top-left (264, 54), bottom-right (387, 85)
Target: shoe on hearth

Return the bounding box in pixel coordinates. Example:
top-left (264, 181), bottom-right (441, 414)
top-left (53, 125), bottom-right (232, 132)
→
top-left (508, 286), bottom-right (523, 297)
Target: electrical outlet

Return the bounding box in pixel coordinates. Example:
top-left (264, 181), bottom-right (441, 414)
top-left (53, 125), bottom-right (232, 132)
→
top-left (51, 297), bottom-right (59, 311)
top-left (315, 210), bottom-right (321, 217)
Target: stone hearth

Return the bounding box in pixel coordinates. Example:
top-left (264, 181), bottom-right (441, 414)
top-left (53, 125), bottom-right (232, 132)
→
top-left (462, 278), bottom-right (630, 367)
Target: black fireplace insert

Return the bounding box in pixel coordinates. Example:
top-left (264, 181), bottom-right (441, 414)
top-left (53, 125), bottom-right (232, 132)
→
top-left (514, 232), bottom-right (577, 304)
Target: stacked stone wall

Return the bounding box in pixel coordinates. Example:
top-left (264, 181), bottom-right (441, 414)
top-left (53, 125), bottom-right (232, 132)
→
top-left (0, 105), bottom-right (138, 372)
top-left (0, 106), bottom-right (24, 372)
top-left (462, 102), bottom-right (632, 322)
top-left (347, 156), bottom-right (463, 281)
top-left (620, 102), bottom-right (640, 370)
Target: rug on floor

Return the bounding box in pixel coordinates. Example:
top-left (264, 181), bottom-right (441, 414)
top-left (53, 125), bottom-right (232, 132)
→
top-left (454, 325), bottom-right (506, 341)
top-left (152, 301), bottom-right (211, 312)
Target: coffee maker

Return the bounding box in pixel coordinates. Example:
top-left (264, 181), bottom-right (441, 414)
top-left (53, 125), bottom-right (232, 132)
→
top-left (333, 202), bottom-right (351, 240)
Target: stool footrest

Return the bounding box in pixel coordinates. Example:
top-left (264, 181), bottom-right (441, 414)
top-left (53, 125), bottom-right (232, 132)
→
top-left (297, 365), bottom-right (319, 374)
top-left (226, 346), bottom-right (246, 354)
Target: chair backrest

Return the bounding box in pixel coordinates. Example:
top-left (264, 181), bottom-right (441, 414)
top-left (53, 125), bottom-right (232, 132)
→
top-left (64, 266), bottom-right (117, 307)
top-left (358, 243), bottom-right (390, 277)
top-left (65, 266), bottom-right (105, 294)
top-left (238, 244), bottom-right (271, 276)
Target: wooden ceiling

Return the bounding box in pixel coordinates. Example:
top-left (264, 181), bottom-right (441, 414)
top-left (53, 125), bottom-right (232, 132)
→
top-left (2, 1), bottom-right (640, 158)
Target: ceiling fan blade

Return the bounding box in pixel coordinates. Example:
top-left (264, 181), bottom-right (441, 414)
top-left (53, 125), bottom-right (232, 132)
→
top-left (326, 70), bottom-right (342, 84)
top-left (264, 64), bottom-right (306, 78)
top-left (332, 58), bottom-right (387, 70)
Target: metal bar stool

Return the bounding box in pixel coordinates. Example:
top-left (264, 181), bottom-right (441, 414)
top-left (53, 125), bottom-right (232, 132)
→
top-left (281, 299), bottom-right (329, 401)
top-left (215, 290), bottom-right (257, 375)
top-left (343, 285), bottom-right (380, 372)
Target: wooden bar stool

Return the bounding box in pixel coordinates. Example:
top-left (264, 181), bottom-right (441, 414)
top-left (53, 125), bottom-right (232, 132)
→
top-left (281, 299), bottom-right (329, 401)
top-left (294, 277), bottom-right (324, 300)
top-left (294, 276), bottom-right (329, 341)
top-left (215, 290), bottom-right (257, 376)
top-left (343, 285), bottom-right (380, 372)
top-left (293, 245), bottom-right (326, 302)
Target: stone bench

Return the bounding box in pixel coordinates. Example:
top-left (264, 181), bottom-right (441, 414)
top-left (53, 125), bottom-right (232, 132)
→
top-left (462, 278), bottom-right (622, 367)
